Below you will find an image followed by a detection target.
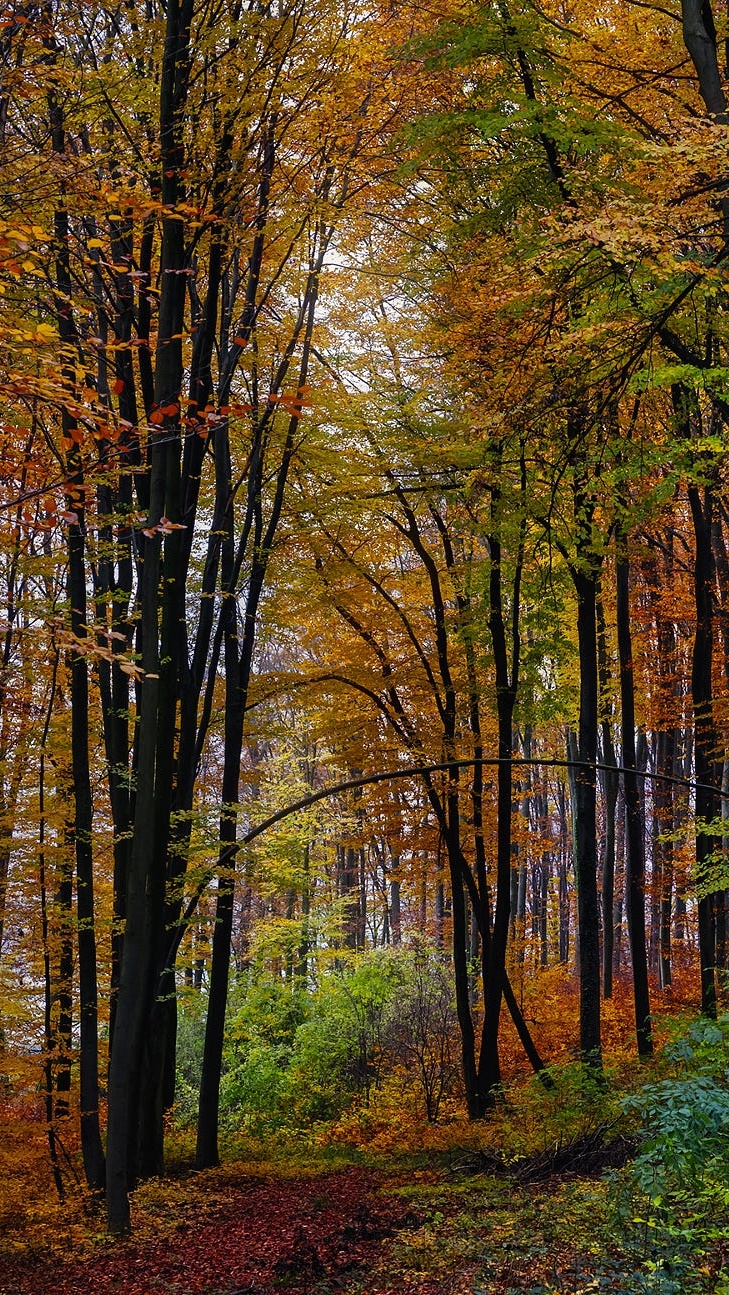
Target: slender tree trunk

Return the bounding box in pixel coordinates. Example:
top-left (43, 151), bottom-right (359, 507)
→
top-left (689, 476), bottom-right (720, 1018)
top-left (673, 385), bottom-right (720, 1015)
top-left (596, 584), bottom-right (618, 998)
top-left (38, 654), bottom-right (64, 1199)
top-left (389, 853), bottom-right (402, 947)
top-left (557, 779), bottom-right (571, 965)
top-left (571, 555), bottom-right (602, 1067)
top-left (616, 532), bottom-right (653, 1056)
top-left (655, 729), bottom-right (676, 989)
top-left (48, 78), bottom-right (105, 1192)
top-left (478, 451), bottom-right (525, 1100)
top-left (196, 286), bottom-right (316, 1163)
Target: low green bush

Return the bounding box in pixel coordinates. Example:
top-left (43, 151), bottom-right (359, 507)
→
top-left (615, 1014), bottom-right (729, 1292)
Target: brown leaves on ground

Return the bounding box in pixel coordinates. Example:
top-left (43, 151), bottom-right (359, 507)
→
top-left (0, 1167), bottom-right (428, 1295)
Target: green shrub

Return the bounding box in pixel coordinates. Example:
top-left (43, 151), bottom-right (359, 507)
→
top-left (220, 1043), bottom-right (290, 1134)
top-left (615, 1014), bottom-right (729, 1292)
top-left (226, 978), bottom-right (310, 1054)
top-left (282, 949), bottom-right (405, 1122)
top-left (172, 991), bottom-right (207, 1127)
top-left (173, 946), bottom-right (463, 1136)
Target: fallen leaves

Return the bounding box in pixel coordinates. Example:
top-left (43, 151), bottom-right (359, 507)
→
top-left (0, 1167), bottom-right (418, 1295)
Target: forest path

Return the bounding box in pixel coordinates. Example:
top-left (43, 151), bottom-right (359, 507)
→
top-left (0, 1163), bottom-right (477, 1295)
top-left (0, 1154), bottom-right (679, 1295)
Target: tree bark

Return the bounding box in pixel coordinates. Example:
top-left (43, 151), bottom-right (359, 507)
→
top-left (47, 68), bottom-right (105, 1192)
top-left (616, 533), bottom-right (653, 1057)
top-left (596, 584), bottom-right (619, 998)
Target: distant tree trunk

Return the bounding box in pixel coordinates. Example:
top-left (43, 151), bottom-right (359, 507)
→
top-left (613, 793), bottom-right (626, 977)
top-left (55, 802), bottom-right (74, 1118)
top-left (38, 717), bottom-right (64, 1201)
top-left (596, 583), bottom-right (618, 998)
top-left (557, 778), bottom-right (571, 964)
top-left (656, 731), bottom-right (674, 988)
top-left (712, 513), bottom-right (729, 983)
top-left (299, 842), bottom-right (312, 975)
top-left (343, 845), bottom-right (360, 949)
top-left (0, 478), bottom-right (31, 985)
top-left (530, 784), bottom-right (551, 969)
top-left (389, 856), bottom-right (402, 946)
top-left (435, 850), bottom-right (445, 949)
top-left (674, 384), bottom-right (720, 1016)
top-left (616, 530), bottom-right (653, 1057)
top-left (689, 475), bottom-right (720, 1017)
top-left (645, 525), bottom-right (680, 990)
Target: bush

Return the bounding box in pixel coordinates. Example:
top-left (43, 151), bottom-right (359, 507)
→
top-left (383, 947), bottom-right (460, 1121)
top-left (615, 1014), bottom-right (729, 1291)
top-left (220, 1043), bottom-right (291, 1134)
top-left (624, 1014), bottom-right (729, 1194)
top-left (173, 991), bottom-right (207, 1127)
top-left (173, 978), bottom-right (309, 1132)
top-left (283, 949), bottom-right (404, 1123)
top-left (174, 946), bottom-right (463, 1137)
top-left (220, 978), bottom-right (309, 1131)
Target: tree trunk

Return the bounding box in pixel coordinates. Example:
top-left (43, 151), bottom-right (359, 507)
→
top-left (689, 477), bottom-right (720, 1018)
top-left (616, 534), bottom-right (653, 1056)
top-left (47, 66), bottom-right (105, 1192)
top-left (572, 561), bottom-right (602, 1067)
top-left (596, 585), bottom-right (618, 998)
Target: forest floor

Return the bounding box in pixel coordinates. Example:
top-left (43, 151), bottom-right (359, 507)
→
top-left (1, 970), bottom-right (726, 1295)
top-left (1, 1145), bottom-right (726, 1295)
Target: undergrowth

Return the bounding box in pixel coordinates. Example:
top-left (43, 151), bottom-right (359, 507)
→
top-left (3, 978), bottom-right (729, 1295)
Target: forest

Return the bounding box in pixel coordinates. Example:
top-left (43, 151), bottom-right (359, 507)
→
top-left (3, 0), bottom-right (729, 1291)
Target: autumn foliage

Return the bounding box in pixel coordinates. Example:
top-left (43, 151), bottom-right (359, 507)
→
top-left (2, 3), bottom-right (729, 1291)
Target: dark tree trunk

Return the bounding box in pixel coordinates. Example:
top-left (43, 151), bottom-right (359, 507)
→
top-left (106, 0), bottom-right (193, 1232)
top-left (689, 477), bottom-right (720, 1018)
top-left (681, 0), bottom-right (728, 117)
top-left (477, 451), bottom-right (525, 1101)
top-left (673, 385), bottom-right (720, 1016)
top-left (596, 584), bottom-right (618, 998)
top-left (616, 535), bottom-right (653, 1057)
top-left (571, 562), bottom-right (602, 1068)
top-left (47, 67), bottom-right (105, 1193)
